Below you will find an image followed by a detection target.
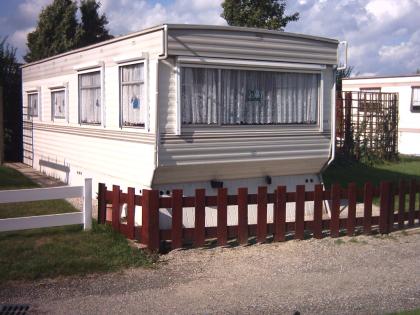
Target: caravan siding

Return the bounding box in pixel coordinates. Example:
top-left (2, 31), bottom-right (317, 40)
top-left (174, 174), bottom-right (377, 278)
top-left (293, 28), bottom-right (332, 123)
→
top-left (167, 27), bottom-right (338, 65)
top-left (343, 75), bottom-right (420, 156)
top-left (21, 28), bottom-right (165, 190)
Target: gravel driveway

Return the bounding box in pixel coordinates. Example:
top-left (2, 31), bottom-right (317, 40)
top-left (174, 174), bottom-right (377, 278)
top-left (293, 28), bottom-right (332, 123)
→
top-left (1, 229), bottom-right (419, 315)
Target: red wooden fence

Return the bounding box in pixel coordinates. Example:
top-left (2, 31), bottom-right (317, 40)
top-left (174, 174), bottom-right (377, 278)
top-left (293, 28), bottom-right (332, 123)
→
top-left (97, 180), bottom-right (420, 252)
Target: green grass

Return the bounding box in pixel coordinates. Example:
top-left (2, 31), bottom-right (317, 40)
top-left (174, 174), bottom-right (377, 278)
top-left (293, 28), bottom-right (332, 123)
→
top-left (0, 165), bottom-right (156, 281)
top-left (0, 166), bottom-right (38, 190)
top-left (323, 155), bottom-right (420, 189)
top-left (388, 309), bottom-right (420, 315)
top-left (0, 165), bottom-right (78, 218)
top-left (0, 223), bottom-right (156, 281)
top-left (323, 156), bottom-right (420, 207)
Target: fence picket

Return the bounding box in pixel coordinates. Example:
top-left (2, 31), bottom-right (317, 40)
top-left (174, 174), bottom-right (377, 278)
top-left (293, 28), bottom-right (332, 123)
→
top-left (388, 183), bottom-right (395, 232)
top-left (98, 183), bottom-right (107, 224)
top-left (363, 182), bottom-right (373, 235)
top-left (313, 184), bottom-right (323, 239)
top-left (257, 186), bottom-right (268, 243)
top-left (237, 188), bottom-right (248, 245)
top-left (379, 182), bottom-right (391, 234)
top-left (273, 186), bottom-right (286, 242)
top-left (347, 182), bottom-right (357, 236)
top-left (295, 185), bottom-right (305, 240)
top-left (330, 183), bottom-right (341, 238)
top-left (217, 188), bottom-right (228, 246)
top-left (408, 179), bottom-right (416, 227)
top-left (398, 180), bottom-right (406, 229)
top-left (194, 189), bottom-right (206, 247)
top-left (127, 187), bottom-right (135, 239)
top-left (141, 190), bottom-right (160, 251)
top-left (171, 189), bottom-right (183, 249)
top-left (112, 185), bottom-right (120, 232)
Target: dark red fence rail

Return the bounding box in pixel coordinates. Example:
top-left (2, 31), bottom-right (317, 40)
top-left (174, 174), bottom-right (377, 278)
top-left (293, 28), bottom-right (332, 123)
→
top-left (97, 180), bottom-right (420, 252)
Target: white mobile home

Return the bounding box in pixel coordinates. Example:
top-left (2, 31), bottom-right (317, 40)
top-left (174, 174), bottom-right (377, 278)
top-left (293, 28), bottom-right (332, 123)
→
top-left (342, 75), bottom-right (420, 156)
top-left (22, 24), bottom-right (339, 224)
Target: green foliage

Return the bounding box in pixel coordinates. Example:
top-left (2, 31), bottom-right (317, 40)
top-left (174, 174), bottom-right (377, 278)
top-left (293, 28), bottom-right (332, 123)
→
top-left (24, 0), bottom-right (79, 62)
top-left (0, 38), bottom-right (20, 86)
top-left (221, 0), bottom-right (299, 30)
top-left (77, 0), bottom-right (113, 48)
top-left (24, 0), bottom-right (113, 63)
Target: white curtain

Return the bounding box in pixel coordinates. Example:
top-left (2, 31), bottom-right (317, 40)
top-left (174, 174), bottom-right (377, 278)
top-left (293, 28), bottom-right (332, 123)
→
top-left (412, 87), bottom-right (420, 108)
top-left (221, 69), bottom-right (319, 124)
top-left (28, 93), bottom-right (38, 118)
top-left (52, 90), bottom-right (65, 119)
top-left (121, 63), bottom-right (145, 126)
top-left (181, 67), bottom-right (319, 125)
top-left (80, 71), bottom-right (101, 124)
top-left (181, 67), bottom-right (218, 124)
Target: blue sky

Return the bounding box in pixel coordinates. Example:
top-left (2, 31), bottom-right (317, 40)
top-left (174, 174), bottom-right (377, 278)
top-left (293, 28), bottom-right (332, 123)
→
top-left (1, 0), bottom-right (420, 76)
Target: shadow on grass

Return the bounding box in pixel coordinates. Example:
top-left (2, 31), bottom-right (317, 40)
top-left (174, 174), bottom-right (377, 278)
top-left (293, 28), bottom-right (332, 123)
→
top-left (0, 222), bottom-right (157, 282)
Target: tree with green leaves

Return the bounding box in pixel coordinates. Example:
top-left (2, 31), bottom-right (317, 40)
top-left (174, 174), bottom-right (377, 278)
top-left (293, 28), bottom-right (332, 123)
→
top-left (221, 0), bottom-right (299, 30)
top-left (24, 0), bottom-right (79, 62)
top-left (77, 0), bottom-right (113, 48)
top-left (25, 0), bottom-right (113, 63)
top-left (1, 37), bottom-right (22, 161)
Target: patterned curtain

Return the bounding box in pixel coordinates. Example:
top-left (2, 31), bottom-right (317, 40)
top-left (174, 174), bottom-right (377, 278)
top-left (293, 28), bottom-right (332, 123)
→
top-left (80, 71), bottom-right (101, 124)
top-left (51, 90), bottom-right (66, 119)
top-left (121, 63), bottom-right (145, 126)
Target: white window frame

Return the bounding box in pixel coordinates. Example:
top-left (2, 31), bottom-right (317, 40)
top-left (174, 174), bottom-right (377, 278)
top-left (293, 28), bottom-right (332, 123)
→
top-left (26, 88), bottom-right (41, 120)
top-left (49, 82), bottom-right (69, 122)
top-left (411, 86), bottom-right (420, 112)
top-left (175, 57), bottom-right (325, 135)
top-left (77, 68), bottom-right (103, 126)
top-left (118, 60), bottom-right (148, 130)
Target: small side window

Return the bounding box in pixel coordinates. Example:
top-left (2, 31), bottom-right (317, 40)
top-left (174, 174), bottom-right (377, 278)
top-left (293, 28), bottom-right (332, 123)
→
top-left (27, 93), bottom-right (39, 118)
top-left (51, 89), bottom-right (66, 119)
top-left (120, 63), bottom-right (145, 127)
top-left (79, 71), bottom-right (101, 125)
top-left (411, 87), bottom-right (420, 112)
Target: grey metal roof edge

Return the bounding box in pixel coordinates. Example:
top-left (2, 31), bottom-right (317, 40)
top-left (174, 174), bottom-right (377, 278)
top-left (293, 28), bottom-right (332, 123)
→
top-left (21, 24), bottom-right (166, 69)
top-left (165, 23), bottom-right (339, 44)
top-left (21, 23), bottom-right (338, 69)
top-left (343, 74), bottom-right (420, 81)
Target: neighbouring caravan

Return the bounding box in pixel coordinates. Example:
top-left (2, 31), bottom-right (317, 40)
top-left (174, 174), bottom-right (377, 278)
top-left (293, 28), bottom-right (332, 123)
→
top-left (342, 75), bottom-right (420, 156)
top-left (22, 24), bottom-right (340, 226)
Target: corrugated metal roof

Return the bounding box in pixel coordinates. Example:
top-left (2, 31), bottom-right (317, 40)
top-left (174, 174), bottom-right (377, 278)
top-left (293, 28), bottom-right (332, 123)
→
top-left (22, 23), bottom-right (338, 68)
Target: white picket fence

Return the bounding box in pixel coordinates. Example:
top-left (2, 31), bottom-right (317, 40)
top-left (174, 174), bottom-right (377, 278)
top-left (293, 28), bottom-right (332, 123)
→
top-left (0, 178), bottom-right (92, 232)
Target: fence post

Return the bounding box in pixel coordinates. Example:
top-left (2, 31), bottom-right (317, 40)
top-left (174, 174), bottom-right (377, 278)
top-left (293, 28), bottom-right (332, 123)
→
top-left (194, 189), bottom-right (206, 247)
top-left (295, 185), bottom-right (305, 240)
top-left (363, 182), bottom-right (373, 235)
top-left (313, 184), bottom-right (323, 239)
top-left (171, 189), bottom-right (183, 249)
top-left (398, 180), bottom-right (406, 229)
top-left (343, 92), bottom-right (353, 156)
top-left (379, 181), bottom-right (391, 234)
top-left (408, 179), bottom-right (416, 227)
top-left (237, 187), bottom-right (248, 245)
top-left (112, 185), bottom-right (121, 232)
top-left (347, 182), bottom-right (357, 236)
top-left (127, 187), bottom-right (136, 239)
top-left (97, 183), bottom-right (107, 224)
top-left (217, 188), bottom-right (228, 246)
top-left (330, 183), bottom-right (341, 238)
top-left (257, 186), bottom-right (268, 243)
top-left (83, 178), bottom-right (92, 231)
top-left (141, 189), bottom-right (160, 251)
top-left (273, 186), bottom-right (286, 242)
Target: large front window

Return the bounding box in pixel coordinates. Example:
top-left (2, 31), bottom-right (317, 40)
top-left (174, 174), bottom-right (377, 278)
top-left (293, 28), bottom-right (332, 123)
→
top-left (181, 67), bottom-right (319, 125)
top-left (79, 71), bottom-right (101, 124)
